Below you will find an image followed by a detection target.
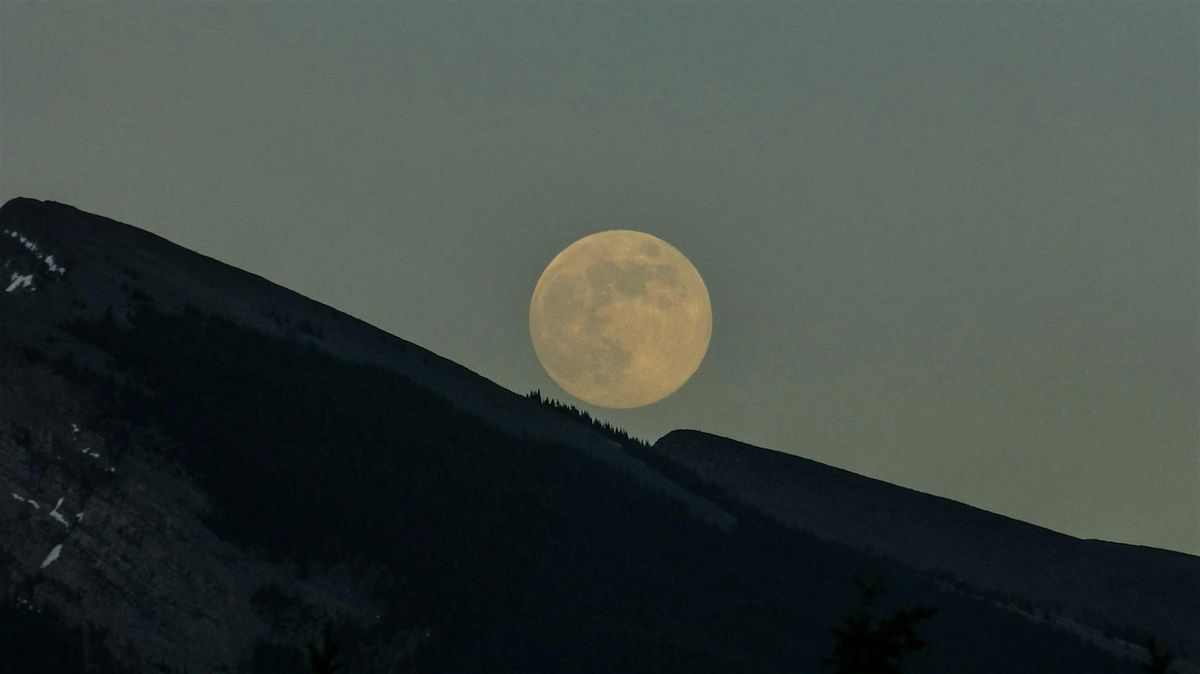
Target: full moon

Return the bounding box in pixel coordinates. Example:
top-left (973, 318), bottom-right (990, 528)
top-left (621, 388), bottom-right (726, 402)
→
top-left (529, 230), bottom-right (712, 409)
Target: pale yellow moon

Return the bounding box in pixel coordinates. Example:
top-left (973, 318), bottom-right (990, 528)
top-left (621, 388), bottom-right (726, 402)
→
top-left (529, 230), bottom-right (712, 409)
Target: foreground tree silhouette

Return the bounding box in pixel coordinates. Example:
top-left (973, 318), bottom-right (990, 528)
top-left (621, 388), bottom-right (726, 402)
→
top-left (307, 622), bottom-right (340, 674)
top-left (828, 576), bottom-right (938, 674)
top-left (1140, 637), bottom-right (1174, 674)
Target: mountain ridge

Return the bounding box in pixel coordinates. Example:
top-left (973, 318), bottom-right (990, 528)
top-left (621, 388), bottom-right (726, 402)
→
top-left (657, 428), bottom-right (1192, 554)
top-left (1, 196), bottom-right (1193, 673)
top-left (649, 428), bottom-right (1200, 658)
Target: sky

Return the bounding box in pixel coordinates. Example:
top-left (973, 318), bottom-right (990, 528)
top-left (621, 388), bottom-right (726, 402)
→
top-left (1, 2), bottom-right (1196, 554)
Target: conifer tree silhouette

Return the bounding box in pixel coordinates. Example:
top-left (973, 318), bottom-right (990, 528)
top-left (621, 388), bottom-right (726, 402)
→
top-left (1140, 637), bottom-right (1174, 674)
top-left (307, 622), bottom-right (340, 674)
top-left (828, 576), bottom-right (937, 674)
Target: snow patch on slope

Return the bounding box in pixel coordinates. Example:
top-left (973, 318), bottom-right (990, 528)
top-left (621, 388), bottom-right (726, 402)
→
top-left (2, 228), bottom-right (66, 294)
top-left (6, 272), bottom-right (33, 293)
top-left (4, 229), bottom-right (66, 275)
top-left (12, 492), bottom-right (40, 510)
top-left (48, 498), bottom-right (70, 528)
top-left (39, 543), bottom-right (62, 569)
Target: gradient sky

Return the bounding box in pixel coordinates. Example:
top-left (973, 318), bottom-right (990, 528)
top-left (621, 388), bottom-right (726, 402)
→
top-left (2, 2), bottom-right (1196, 554)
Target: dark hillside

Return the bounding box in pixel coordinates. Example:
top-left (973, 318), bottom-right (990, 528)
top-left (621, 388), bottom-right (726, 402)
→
top-left (649, 430), bottom-right (1200, 661)
top-left (0, 197), bottom-right (1173, 673)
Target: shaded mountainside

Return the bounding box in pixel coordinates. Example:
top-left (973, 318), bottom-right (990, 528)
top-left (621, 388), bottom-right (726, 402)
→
top-left (0, 197), bottom-right (1191, 673)
top-left (648, 431), bottom-right (1200, 661)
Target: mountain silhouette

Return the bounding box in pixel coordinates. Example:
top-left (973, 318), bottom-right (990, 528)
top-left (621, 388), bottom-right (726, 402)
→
top-left (1, 197), bottom-right (1195, 673)
top-left (650, 430), bottom-right (1200, 657)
